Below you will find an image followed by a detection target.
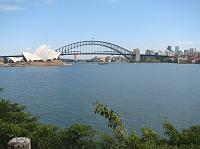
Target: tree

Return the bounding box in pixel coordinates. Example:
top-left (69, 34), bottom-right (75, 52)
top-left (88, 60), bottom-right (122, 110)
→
top-left (0, 94), bottom-right (200, 148)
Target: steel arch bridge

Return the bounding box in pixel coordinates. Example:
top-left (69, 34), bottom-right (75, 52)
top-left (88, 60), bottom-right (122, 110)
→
top-left (55, 40), bottom-right (134, 62)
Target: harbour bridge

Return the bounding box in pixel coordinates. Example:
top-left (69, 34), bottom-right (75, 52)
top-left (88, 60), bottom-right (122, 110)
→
top-left (55, 40), bottom-right (134, 62)
top-left (0, 40), bottom-right (168, 63)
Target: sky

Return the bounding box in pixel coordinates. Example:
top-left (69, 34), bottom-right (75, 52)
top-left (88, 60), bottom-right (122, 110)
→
top-left (0, 0), bottom-right (200, 55)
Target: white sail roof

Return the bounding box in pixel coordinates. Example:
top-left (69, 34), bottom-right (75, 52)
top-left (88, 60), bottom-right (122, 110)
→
top-left (9, 57), bottom-right (23, 62)
top-left (22, 52), bottom-right (42, 61)
top-left (35, 45), bottom-right (50, 61)
top-left (35, 45), bottom-right (61, 61)
top-left (47, 49), bottom-right (61, 60)
top-left (21, 45), bottom-right (60, 62)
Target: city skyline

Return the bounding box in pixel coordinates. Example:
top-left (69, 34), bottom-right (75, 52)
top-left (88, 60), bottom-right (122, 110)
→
top-left (0, 0), bottom-right (200, 55)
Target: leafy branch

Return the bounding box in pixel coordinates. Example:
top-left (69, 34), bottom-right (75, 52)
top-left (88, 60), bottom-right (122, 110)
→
top-left (93, 101), bottom-right (128, 141)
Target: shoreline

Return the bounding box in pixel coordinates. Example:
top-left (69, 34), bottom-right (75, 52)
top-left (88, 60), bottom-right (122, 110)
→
top-left (1, 61), bottom-right (200, 67)
top-left (0, 60), bottom-right (64, 67)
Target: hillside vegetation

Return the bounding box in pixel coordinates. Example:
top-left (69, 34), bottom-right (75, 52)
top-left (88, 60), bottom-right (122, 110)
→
top-left (0, 88), bottom-right (200, 149)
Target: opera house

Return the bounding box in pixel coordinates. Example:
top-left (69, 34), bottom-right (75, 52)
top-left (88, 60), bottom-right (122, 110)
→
top-left (9, 45), bottom-right (63, 67)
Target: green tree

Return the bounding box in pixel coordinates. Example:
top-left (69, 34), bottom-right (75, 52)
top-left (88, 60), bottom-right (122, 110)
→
top-left (1, 93), bottom-right (200, 148)
top-left (0, 98), bottom-right (96, 149)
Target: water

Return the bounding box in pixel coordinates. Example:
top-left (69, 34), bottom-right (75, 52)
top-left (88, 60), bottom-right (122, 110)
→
top-left (1, 63), bottom-right (200, 133)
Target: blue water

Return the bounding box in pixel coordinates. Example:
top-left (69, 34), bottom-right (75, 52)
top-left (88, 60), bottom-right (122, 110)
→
top-left (1, 63), bottom-right (200, 133)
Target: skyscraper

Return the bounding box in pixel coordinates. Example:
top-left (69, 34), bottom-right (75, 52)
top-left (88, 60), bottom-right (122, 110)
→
top-left (175, 46), bottom-right (179, 55)
top-left (190, 48), bottom-right (196, 54)
top-left (167, 46), bottom-right (172, 51)
top-left (133, 48), bottom-right (140, 62)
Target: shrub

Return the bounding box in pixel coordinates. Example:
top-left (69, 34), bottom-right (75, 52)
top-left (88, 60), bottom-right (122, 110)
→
top-left (0, 96), bottom-right (200, 148)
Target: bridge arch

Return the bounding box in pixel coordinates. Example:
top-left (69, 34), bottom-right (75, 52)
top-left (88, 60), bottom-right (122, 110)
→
top-left (55, 40), bottom-right (134, 62)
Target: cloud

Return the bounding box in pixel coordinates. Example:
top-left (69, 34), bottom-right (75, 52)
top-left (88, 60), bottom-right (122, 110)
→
top-left (0, 3), bottom-right (23, 11)
top-left (0, 0), bottom-right (55, 11)
top-left (173, 41), bottom-right (200, 49)
top-left (175, 41), bottom-right (200, 45)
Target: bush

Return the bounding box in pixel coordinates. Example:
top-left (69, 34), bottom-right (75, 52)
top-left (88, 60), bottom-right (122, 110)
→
top-left (0, 99), bottom-right (96, 149)
top-left (0, 95), bottom-right (200, 148)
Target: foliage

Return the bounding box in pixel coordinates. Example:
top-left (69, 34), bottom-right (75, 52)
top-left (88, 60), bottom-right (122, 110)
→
top-left (0, 96), bottom-right (200, 148)
top-left (94, 101), bottom-right (123, 130)
top-left (94, 101), bottom-right (127, 139)
top-left (0, 99), bottom-right (96, 149)
top-left (93, 101), bottom-right (200, 149)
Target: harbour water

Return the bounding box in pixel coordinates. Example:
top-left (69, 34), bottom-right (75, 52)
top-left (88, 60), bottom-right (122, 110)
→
top-left (1, 63), bottom-right (200, 133)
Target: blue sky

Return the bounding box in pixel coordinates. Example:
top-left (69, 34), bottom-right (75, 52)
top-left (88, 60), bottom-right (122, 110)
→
top-left (0, 0), bottom-right (200, 55)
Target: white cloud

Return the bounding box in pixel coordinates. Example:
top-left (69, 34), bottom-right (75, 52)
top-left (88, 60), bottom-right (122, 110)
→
top-left (0, 0), bottom-right (56, 11)
top-left (173, 41), bottom-right (200, 49)
top-left (0, 3), bottom-right (23, 11)
top-left (175, 41), bottom-right (200, 45)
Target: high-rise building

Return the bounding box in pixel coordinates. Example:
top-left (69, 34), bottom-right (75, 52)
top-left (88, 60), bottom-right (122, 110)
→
top-left (166, 46), bottom-right (175, 56)
top-left (167, 46), bottom-right (172, 51)
top-left (165, 50), bottom-right (175, 56)
top-left (190, 48), bottom-right (196, 54)
top-left (145, 49), bottom-right (155, 55)
top-left (145, 49), bottom-right (151, 55)
top-left (133, 48), bottom-right (140, 62)
top-left (175, 46), bottom-right (179, 55)
top-left (0, 58), bottom-right (4, 64)
top-left (184, 49), bottom-right (190, 55)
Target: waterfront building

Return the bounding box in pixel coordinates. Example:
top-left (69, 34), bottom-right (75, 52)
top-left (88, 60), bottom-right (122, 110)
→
top-left (22, 45), bottom-right (61, 62)
top-left (158, 50), bottom-right (165, 55)
top-left (0, 58), bottom-right (4, 65)
top-left (99, 56), bottom-right (106, 62)
top-left (189, 48), bottom-right (196, 55)
top-left (105, 56), bottom-right (112, 62)
top-left (177, 57), bottom-right (188, 64)
top-left (165, 46), bottom-right (175, 56)
top-left (145, 49), bottom-right (150, 55)
top-left (184, 49), bottom-right (190, 55)
top-left (165, 50), bottom-right (175, 57)
top-left (179, 51), bottom-right (184, 55)
top-left (21, 52), bottom-right (42, 62)
top-left (9, 57), bottom-right (23, 63)
top-left (145, 49), bottom-right (155, 55)
top-left (7, 45), bottom-right (62, 67)
top-left (155, 52), bottom-right (159, 55)
top-left (35, 45), bottom-right (60, 61)
top-left (175, 46), bottom-right (179, 56)
top-left (133, 48), bottom-right (140, 62)
top-left (167, 46), bottom-right (172, 51)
